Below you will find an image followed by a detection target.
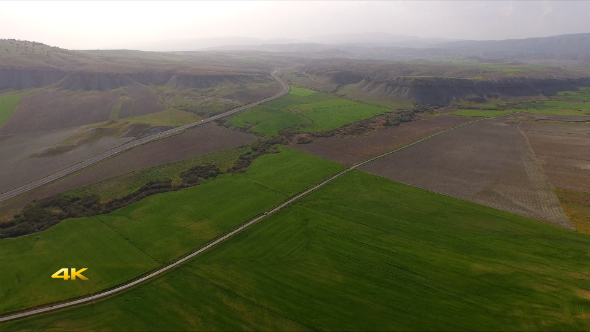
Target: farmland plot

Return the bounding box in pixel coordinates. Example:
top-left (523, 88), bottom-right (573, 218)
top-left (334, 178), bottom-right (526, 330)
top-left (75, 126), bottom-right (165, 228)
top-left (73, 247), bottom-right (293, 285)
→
top-left (6, 171), bottom-right (590, 331)
top-left (519, 121), bottom-right (590, 193)
top-left (360, 117), bottom-right (573, 229)
top-left (293, 115), bottom-right (473, 165)
top-left (0, 123), bottom-right (256, 215)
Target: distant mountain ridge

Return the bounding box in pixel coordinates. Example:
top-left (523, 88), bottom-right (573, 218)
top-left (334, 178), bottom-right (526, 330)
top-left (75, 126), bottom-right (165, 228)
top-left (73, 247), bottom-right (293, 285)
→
top-left (200, 33), bottom-right (590, 64)
top-left (434, 33), bottom-right (590, 55)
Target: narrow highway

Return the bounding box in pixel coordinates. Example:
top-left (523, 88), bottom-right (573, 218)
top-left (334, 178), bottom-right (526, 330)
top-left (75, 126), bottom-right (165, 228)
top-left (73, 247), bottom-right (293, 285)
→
top-left (0, 112), bottom-right (488, 323)
top-left (0, 70), bottom-right (290, 204)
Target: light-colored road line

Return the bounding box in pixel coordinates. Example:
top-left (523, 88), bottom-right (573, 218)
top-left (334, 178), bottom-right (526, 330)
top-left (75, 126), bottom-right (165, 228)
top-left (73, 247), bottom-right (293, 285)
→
top-left (0, 112), bottom-right (490, 323)
top-left (0, 71), bottom-right (290, 204)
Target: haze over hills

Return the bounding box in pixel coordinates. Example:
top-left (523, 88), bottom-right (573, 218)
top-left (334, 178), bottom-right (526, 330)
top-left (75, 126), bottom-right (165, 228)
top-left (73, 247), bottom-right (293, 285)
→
top-left (195, 33), bottom-right (590, 64)
top-left (6, 32), bottom-right (589, 65)
top-left (130, 33), bottom-right (457, 52)
top-left (305, 32), bottom-right (457, 47)
top-left (432, 33), bottom-right (590, 59)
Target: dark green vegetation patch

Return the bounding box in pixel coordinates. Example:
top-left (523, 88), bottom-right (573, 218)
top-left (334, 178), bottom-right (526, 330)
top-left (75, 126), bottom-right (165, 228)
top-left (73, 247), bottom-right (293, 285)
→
top-left (0, 91), bottom-right (31, 125)
top-left (451, 87), bottom-right (590, 117)
top-left (230, 86), bottom-right (394, 136)
top-left (6, 171), bottom-right (590, 331)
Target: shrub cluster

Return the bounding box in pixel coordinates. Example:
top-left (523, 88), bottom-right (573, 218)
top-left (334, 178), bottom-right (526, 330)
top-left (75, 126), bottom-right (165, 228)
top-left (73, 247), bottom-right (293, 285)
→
top-left (1, 140), bottom-right (283, 239)
top-left (180, 164), bottom-right (221, 186)
top-left (231, 137), bottom-right (282, 173)
top-left (0, 195), bottom-right (100, 238)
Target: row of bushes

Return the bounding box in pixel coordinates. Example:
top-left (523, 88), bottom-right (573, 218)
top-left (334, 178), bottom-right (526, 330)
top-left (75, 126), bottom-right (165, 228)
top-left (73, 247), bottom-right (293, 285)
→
top-left (0, 180), bottom-right (178, 238)
top-left (0, 139), bottom-right (282, 239)
top-left (386, 105), bottom-right (436, 126)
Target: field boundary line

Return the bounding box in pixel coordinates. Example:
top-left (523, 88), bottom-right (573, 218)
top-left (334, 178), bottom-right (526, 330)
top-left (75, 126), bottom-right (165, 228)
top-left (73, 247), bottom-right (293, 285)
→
top-left (95, 216), bottom-right (162, 264)
top-left (516, 121), bottom-right (574, 230)
top-left (0, 71), bottom-right (290, 204)
top-left (181, 269), bottom-right (318, 331)
top-left (0, 96), bottom-right (502, 323)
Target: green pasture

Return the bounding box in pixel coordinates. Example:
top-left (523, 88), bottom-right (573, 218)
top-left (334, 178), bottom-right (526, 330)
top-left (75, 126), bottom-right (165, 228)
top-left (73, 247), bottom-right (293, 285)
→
top-left (231, 86), bottom-right (392, 135)
top-left (450, 98), bottom-right (508, 110)
top-left (524, 109), bottom-right (590, 116)
top-left (289, 86), bottom-right (316, 96)
top-left (0, 217), bottom-right (159, 314)
top-left (230, 86), bottom-right (333, 136)
top-left (126, 108), bottom-right (202, 127)
top-left (0, 91), bottom-right (31, 126)
top-left (0, 146), bottom-right (344, 315)
top-left (296, 102), bottom-right (391, 132)
top-left (6, 170), bottom-right (590, 331)
top-left (518, 101), bottom-right (590, 110)
top-left (555, 88), bottom-right (590, 102)
top-left (293, 99), bottom-right (357, 109)
top-left (229, 106), bottom-right (309, 136)
top-left (514, 98), bottom-right (590, 116)
top-left (108, 96), bottom-right (125, 121)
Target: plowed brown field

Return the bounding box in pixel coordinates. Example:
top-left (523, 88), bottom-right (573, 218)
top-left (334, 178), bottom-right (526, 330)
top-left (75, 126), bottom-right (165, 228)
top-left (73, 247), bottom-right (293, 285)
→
top-left (0, 123), bottom-right (255, 215)
top-left (520, 121), bottom-right (590, 192)
top-left (360, 118), bottom-right (573, 229)
top-left (0, 91), bottom-right (120, 134)
top-left (0, 87), bottom-right (165, 135)
top-left (292, 115), bottom-right (473, 165)
top-left (524, 113), bottom-right (590, 123)
top-left (118, 86), bottom-right (164, 118)
top-left (0, 128), bottom-right (133, 194)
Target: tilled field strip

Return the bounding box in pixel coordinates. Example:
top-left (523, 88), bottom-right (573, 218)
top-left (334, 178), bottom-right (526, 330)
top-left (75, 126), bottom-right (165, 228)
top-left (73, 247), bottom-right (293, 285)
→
top-left (516, 122), bottom-right (574, 229)
top-left (0, 71), bottom-right (290, 204)
top-left (0, 113), bottom-right (489, 323)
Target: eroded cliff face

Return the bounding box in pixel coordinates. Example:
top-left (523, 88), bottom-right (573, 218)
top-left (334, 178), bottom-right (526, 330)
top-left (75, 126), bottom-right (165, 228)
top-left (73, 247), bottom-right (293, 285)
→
top-left (354, 76), bottom-right (590, 105)
top-left (0, 67), bottom-right (271, 91)
top-left (165, 73), bottom-right (267, 89)
top-left (0, 68), bottom-right (66, 90)
top-left (55, 72), bottom-right (138, 91)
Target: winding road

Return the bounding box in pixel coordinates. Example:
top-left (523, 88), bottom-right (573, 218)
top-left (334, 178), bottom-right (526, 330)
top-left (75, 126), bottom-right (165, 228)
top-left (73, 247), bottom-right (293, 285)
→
top-left (0, 70), bottom-right (290, 204)
top-left (0, 108), bottom-right (486, 322)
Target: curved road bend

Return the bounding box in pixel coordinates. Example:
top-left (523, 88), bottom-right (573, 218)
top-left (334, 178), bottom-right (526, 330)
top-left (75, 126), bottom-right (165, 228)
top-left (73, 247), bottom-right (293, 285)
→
top-left (0, 114), bottom-right (491, 323)
top-left (0, 71), bottom-right (290, 204)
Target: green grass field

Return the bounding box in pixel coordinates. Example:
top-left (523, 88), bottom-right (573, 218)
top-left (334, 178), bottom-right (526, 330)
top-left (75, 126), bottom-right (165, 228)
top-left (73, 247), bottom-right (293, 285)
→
top-left (230, 86), bottom-right (392, 135)
top-left (289, 86), bottom-right (317, 96)
top-left (0, 147), bottom-right (344, 315)
top-left (108, 96), bottom-right (125, 121)
top-left (296, 102), bottom-right (391, 132)
top-left (0, 91), bottom-right (31, 125)
top-left (6, 171), bottom-right (590, 331)
top-left (230, 87), bottom-right (334, 136)
top-left (0, 217), bottom-right (159, 314)
top-left (450, 98), bottom-right (509, 110)
top-left (514, 99), bottom-right (590, 116)
top-left (125, 108), bottom-right (203, 127)
top-left (523, 109), bottom-right (590, 116)
top-left (452, 110), bottom-right (515, 117)
top-left (66, 147), bottom-right (248, 202)
top-left (554, 88), bottom-right (590, 102)
top-left (229, 106), bottom-right (309, 136)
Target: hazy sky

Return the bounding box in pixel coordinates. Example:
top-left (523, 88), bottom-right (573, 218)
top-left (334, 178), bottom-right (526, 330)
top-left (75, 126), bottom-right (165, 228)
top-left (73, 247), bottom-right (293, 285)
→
top-left (1, 1), bottom-right (589, 50)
